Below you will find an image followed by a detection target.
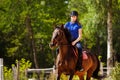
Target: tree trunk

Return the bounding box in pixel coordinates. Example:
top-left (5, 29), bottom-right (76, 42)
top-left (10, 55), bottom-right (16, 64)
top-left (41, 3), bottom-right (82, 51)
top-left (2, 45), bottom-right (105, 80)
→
top-left (107, 0), bottom-right (113, 75)
top-left (25, 15), bottom-right (39, 69)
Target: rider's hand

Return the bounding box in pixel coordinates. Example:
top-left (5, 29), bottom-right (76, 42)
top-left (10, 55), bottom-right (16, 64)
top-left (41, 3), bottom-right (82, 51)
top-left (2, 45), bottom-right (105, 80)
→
top-left (72, 41), bottom-right (76, 46)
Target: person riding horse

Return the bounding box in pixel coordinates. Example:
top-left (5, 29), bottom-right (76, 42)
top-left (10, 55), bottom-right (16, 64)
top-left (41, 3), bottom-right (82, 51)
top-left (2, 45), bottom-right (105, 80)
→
top-left (50, 24), bottom-right (102, 80)
top-left (64, 11), bottom-right (84, 71)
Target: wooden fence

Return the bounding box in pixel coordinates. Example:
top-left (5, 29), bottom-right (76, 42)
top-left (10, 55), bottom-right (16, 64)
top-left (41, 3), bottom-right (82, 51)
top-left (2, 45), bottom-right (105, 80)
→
top-left (26, 63), bottom-right (114, 80)
top-left (1, 60), bottom-right (114, 80)
top-left (0, 58), bottom-right (3, 80)
top-left (100, 62), bottom-right (114, 76)
top-left (27, 68), bottom-right (54, 80)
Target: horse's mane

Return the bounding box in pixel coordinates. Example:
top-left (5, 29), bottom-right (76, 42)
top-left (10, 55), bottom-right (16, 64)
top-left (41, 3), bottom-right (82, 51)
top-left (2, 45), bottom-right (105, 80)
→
top-left (63, 28), bottom-right (72, 44)
top-left (55, 25), bottom-right (72, 44)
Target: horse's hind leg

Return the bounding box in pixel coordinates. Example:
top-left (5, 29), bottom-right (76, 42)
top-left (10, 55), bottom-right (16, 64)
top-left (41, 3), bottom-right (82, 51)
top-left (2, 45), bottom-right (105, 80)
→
top-left (86, 69), bottom-right (93, 80)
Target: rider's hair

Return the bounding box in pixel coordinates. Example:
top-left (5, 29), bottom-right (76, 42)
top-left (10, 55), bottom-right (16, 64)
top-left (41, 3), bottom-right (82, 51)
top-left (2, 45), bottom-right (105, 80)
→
top-left (76, 19), bottom-right (81, 26)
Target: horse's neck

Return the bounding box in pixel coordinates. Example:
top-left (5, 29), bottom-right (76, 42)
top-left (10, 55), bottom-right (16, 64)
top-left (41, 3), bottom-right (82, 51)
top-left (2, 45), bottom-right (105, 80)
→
top-left (59, 44), bottom-right (70, 58)
top-left (59, 36), bottom-right (70, 58)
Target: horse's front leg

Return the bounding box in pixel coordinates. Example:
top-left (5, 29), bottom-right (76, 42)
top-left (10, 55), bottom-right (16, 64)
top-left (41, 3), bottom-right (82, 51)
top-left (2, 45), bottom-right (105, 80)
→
top-left (56, 73), bottom-right (61, 80)
top-left (57, 75), bottom-right (60, 80)
top-left (69, 74), bottom-right (74, 80)
top-left (78, 76), bottom-right (84, 80)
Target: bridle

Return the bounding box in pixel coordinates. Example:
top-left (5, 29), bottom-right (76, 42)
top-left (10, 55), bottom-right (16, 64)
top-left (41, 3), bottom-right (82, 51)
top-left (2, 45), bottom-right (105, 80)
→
top-left (53, 28), bottom-right (71, 46)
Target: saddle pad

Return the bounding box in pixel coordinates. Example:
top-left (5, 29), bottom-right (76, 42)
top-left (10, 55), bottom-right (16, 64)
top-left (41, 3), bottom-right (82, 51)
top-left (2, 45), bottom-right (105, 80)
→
top-left (82, 51), bottom-right (88, 60)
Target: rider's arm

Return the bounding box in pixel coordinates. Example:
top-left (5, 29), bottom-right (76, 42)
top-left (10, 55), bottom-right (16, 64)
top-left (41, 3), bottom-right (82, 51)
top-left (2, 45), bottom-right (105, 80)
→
top-left (72, 28), bottom-right (82, 46)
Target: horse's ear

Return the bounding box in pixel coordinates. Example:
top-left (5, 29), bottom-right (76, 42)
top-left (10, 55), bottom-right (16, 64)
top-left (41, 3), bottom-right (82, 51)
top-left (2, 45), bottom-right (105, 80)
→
top-left (61, 24), bottom-right (64, 30)
top-left (53, 24), bottom-right (57, 29)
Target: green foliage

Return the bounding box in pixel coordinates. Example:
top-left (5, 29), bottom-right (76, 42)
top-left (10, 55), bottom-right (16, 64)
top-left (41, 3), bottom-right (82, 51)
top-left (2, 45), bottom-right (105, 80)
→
top-left (0, 0), bottom-right (67, 68)
top-left (15, 58), bottom-right (32, 72)
top-left (49, 74), bottom-right (83, 80)
top-left (112, 0), bottom-right (120, 56)
top-left (111, 63), bottom-right (120, 80)
top-left (0, 0), bottom-right (120, 69)
top-left (4, 58), bottom-right (32, 80)
top-left (4, 67), bottom-right (13, 80)
top-left (68, 0), bottom-right (107, 50)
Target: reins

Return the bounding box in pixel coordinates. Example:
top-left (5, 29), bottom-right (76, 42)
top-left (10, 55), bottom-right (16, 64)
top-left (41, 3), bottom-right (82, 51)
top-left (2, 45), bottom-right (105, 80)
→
top-left (59, 43), bottom-right (78, 58)
top-left (57, 28), bottom-right (78, 58)
top-left (59, 44), bottom-right (72, 46)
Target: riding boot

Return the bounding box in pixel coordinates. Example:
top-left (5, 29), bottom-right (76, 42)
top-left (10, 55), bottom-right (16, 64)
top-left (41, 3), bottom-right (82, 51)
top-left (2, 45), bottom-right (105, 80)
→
top-left (76, 52), bottom-right (84, 71)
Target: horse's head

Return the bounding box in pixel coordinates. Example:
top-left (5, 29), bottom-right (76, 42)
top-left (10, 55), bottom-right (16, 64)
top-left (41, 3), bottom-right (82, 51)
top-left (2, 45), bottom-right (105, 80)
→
top-left (49, 24), bottom-right (67, 48)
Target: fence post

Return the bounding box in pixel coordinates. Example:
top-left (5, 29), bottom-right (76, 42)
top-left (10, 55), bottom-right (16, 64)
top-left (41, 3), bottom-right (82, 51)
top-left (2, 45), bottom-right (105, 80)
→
top-left (100, 62), bottom-right (103, 75)
top-left (0, 58), bottom-right (3, 80)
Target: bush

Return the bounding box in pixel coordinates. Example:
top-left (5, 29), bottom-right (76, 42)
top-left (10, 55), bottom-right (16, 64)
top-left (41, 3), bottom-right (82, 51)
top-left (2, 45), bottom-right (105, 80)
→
top-left (111, 63), bottom-right (120, 80)
top-left (4, 67), bottom-right (13, 80)
top-left (4, 58), bottom-right (32, 80)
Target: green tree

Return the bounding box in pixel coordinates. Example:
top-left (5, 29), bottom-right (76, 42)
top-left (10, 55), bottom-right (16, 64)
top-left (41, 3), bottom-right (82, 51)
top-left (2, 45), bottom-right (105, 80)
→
top-left (0, 0), bottom-right (68, 68)
top-left (68, 0), bottom-right (120, 65)
top-left (0, 0), bottom-right (120, 70)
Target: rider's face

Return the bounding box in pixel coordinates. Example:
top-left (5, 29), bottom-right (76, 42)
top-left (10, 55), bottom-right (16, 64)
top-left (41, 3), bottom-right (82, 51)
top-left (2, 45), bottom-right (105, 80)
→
top-left (71, 16), bottom-right (77, 23)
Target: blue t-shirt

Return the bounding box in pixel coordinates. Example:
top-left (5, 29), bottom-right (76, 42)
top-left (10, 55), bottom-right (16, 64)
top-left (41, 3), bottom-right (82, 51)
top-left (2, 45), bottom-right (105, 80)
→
top-left (64, 22), bottom-right (82, 41)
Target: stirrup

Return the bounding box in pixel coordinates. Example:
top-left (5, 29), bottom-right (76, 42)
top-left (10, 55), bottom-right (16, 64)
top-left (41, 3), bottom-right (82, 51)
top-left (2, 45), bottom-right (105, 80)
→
top-left (79, 68), bottom-right (84, 71)
top-left (76, 67), bottom-right (84, 71)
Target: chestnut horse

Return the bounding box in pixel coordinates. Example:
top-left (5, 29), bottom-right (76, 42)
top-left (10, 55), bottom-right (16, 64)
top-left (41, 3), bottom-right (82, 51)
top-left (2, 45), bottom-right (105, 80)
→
top-left (49, 25), bottom-right (102, 80)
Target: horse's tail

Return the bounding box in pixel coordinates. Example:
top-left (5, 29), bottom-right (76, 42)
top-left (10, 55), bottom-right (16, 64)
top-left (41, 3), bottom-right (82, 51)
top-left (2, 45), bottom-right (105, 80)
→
top-left (92, 55), bottom-right (106, 79)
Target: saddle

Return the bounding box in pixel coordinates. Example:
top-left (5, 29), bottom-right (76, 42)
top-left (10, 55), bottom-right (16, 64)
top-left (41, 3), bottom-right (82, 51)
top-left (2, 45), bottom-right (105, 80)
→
top-left (82, 50), bottom-right (88, 60)
top-left (72, 47), bottom-right (88, 60)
